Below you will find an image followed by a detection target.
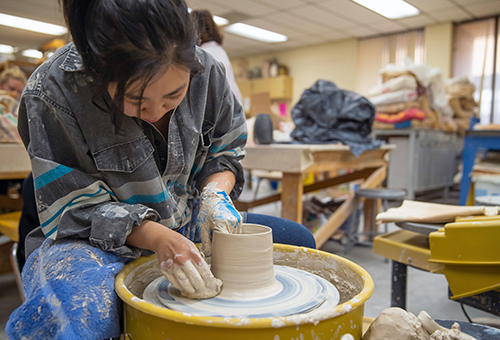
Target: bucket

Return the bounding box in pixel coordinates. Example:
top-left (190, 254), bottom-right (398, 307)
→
top-left (115, 244), bottom-right (374, 340)
top-left (472, 175), bottom-right (500, 199)
top-left (475, 195), bottom-right (500, 207)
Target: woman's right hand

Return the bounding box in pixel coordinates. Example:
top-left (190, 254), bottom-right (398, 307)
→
top-left (126, 220), bottom-right (222, 299)
top-left (153, 227), bottom-right (222, 299)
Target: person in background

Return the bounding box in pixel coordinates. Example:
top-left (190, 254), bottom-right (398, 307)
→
top-left (6, 0), bottom-right (315, 339)
top-left (0, 66), bottom-right (26, 100)
top-left (191, 9), bottom-right (243, 105)
top-left (0, 66), bottom-right (26, 142)
top-left (0, 66), bottom-right (26, 197)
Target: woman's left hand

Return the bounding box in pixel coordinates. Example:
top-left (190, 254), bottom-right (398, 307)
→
top-left (197, 186), bottom-right (242, 256)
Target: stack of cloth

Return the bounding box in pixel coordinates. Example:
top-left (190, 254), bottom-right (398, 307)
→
top-left (368, 71), bottom-right (439, 130)
top-left (454, 150), bottom-right (500, 184)
top-left (446, 76), bottom-right (479, 135)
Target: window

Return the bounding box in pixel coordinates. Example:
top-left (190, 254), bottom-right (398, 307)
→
top-left (454, 18), bottom-right (498, 124)
top-left (357, 29), bottom-right (425, 96)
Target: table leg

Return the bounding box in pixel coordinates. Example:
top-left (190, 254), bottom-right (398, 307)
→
top-left (363, 198), bottom-right (374, 239)
top-left (459, 136), bottom-right (477, 206)
top-left (407, 130), bottom-right (416, 200)
top-left (281, 173), bottom-right (303, 223)
top-left (391, 260), bottom-right (407, 309)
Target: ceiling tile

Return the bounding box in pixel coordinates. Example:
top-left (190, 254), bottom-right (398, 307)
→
top-left (368, 20), bottom-right (408, 33)
top-left (311, 30), bottom-right (350, 43)
top-left (0, 25), bottom-right (60, 51)
top-left (404, 0), bottom-right (455, 12)
top-left (395, 14), bottom-right (437, 28)
top-left (262, 12), bottom-right (332, 35)
top-left (288, 5), bottom-right (355, 30)
top-left (223, 32), bottom-right (265, 47)
top-left (264, 40), bottom-right (304, 50)
top-left (318, 0), bottom-right (387, 23)
top-left (3, 0), bottom-right (500, 59)
top-left (465, 2), bottom-right (500, 17)
top-left (430, 7), bottom-right (475, 22)
top-left (452, 0), bottom-right (498, 5)
top-left (186, 0), bottom-right (229, 17)
top-left (319, 31), bottom-right (350, 41)
top-left (241, 18), bottom-right (301, 37)
top-left (1, 0), bottom-right (65, 25)
top-left (299, 0), bottom-right (331, 3)
top-left (293, 34), bottom-right (327, 45)
top-left (252, 0), bottom-right (305, 10)
top-left (207, 0), bottom-right (276, 17)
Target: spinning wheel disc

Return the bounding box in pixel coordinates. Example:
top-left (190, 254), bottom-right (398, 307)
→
top-left (143, 265), bottom-right (340, 318)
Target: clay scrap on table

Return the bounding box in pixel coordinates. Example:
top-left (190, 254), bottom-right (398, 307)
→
top-left (363, 308), bottom-right (478, 340)
top-left (376, 200), bottom-right (498, 224)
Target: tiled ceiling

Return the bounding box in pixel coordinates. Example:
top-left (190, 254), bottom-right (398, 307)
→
top-left (1, 0), bottom-right (500, 59)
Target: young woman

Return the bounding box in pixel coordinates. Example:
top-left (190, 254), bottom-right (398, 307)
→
top-left (191, 9), bottom-right (243, 105)
top-left (7, 0), bottom-right (315, 338)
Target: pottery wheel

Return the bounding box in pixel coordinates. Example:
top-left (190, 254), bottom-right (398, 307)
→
top-left (143, 265), bottom-right (340, 318)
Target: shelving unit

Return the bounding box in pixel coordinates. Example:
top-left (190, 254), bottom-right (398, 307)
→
top-left (372, 129), bottom-right (463, 199)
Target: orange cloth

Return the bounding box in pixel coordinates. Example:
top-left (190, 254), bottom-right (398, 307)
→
top-left (375, 108), bottom-right (426, 124)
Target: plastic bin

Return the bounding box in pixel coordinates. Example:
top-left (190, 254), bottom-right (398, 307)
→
top-left (472, 174), bottom-right (500, 199)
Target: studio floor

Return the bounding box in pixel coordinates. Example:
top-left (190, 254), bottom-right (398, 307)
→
top-left (0, 180), bottom-right (497, 339)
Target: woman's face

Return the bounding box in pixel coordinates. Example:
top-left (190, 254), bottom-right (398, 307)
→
top-left (0, 78), bottom-right (25, 100)
top-left (108, 65), bottom-right (190, 123)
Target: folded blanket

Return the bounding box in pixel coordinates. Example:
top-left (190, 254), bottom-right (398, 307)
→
top-left (375, 108), bottom-right (426, 124)
top-left (369, 88), bottom-right (419, 106)
top-left (6, 239), bottom-right (132, 340)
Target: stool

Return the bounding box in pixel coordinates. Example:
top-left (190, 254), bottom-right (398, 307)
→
top-left (0, 211), bottom-right (23, 300)
top-left (10, 242), bottom-right (24, 301)
top-left (344, 188), bottom-right (406, 253)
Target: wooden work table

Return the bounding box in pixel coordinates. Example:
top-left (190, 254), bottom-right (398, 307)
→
top-left (238, 143), bottom-right (395, 248)
top-left (0, 143), bottom-right (30, 210)
top-left (0, 144), bottom-right (31, 180)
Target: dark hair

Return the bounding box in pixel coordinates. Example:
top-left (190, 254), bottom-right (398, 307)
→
top-left (61, 0), bottom-right (203, 131)
top-left (190, 9), bottom-right (223, 46)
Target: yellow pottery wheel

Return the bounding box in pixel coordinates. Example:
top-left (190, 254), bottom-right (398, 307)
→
top-left (115, 244), bottom-right (374, 340)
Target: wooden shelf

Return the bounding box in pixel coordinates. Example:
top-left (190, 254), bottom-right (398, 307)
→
top-left (237, 75), bottom-right (293, 100)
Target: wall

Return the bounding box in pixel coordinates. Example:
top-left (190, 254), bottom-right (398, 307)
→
top-left (424, 22), bottom-right (454, 78)
top-left (231, 39), bottom-right (358, 108)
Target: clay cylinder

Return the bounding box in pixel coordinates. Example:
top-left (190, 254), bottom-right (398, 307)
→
top-left (211, 223), bottom-right (275, 290)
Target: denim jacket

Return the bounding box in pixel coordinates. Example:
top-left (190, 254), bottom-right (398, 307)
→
top-left (18, 43), bottom-right (247, 258)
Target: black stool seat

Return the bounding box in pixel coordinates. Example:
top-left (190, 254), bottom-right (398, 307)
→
top-left (356, 188), bottom-right (407, 200)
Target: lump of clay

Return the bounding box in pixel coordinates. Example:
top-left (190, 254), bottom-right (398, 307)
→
top-left (418, 311), bottom-right (478, 340)
top-left (341, 334), bottom-right (355, 340)
top-left (430, 323), bottom-right (462, 340)
top-left (363, 307), bottom-right (431, 340)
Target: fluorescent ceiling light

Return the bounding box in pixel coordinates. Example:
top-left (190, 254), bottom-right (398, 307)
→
top-left (22, 49), bottom-right (43, 59)
top-left (224, 23), bottom-right (287, 43)
top-left (213, 15), bottom-right (229, 26)
top-left (0, 44), bottom-right (15, 54)
top-left (0, 13), bottom-right (67, 35)
top-left (352, 0), bottom-right (419, 19)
